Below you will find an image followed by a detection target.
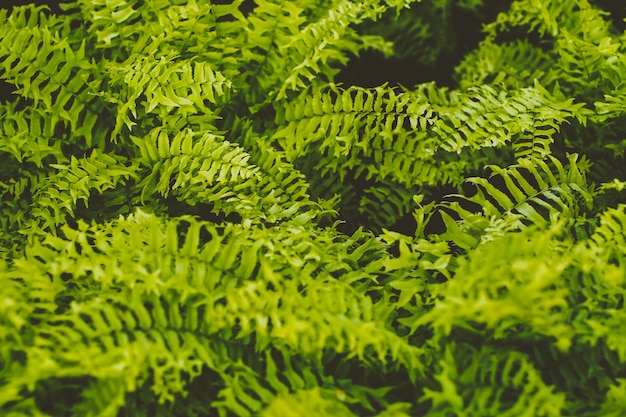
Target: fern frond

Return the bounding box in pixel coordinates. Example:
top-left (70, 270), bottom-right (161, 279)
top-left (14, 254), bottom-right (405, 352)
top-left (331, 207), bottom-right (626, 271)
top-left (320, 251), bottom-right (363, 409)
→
top-left (600, 379), bottom-right (626, 417)
top-left (455, 39), bottom-right (559, 90)
top-left (274, 80), bottom-right (587, 187)
top-left (239, 0), bottom-right (399, 107)
top-left (484, 0), bottom-right (581, 39)
top-left (358, 179), bottom-right (416, 231)
top-left (2, 209), bottom-right (426, 415)
top-left (422, 344), bottom-right (566, 416)
top-left (433, 81), bottom-right (589, 155)
top-left (272, 0), bottom-right (391, 100)
top-left (272, 83), bottom-right (444, 185)
top-left (556, 29), bottom-right (622, 100)
top-left (435, 154), bottom-right (593, 250)
top-left (132, 127), bottom-right (258, 207)
top-left (0, 6), bottom-right (109, 147)
top-left (24, 150), bottom-right (137, 238)
top-left (0, 165), bottom-right (42, 256)
top-left (409, 220), bottom-right (576, 353)
top-left (132, 126), bottom-right (327, 224)
top-left (471, 154), bottom-right (592, 217)
top-left (67, 0), bottom-right (142, 47)
top-left (595, 84), bottom-right (626, 124)
top-left (0, 104), bottom-right (66, 168)
top-left (234, 121), bottom-right (338, 225)
top-left (106, 53), bottom-right (231, 137)
top-left (360, 0), bottom-right (486, 67)
top-left (63, 0), bottom-right (247, 81)
top-left (588, 204), bottom-right (626, 252)
top-left (260, 387), bottom-right (356, 417)
top-left (482, 0), bottom-right (620, 101)
top-left (0, 260), bottom-right (31, 351)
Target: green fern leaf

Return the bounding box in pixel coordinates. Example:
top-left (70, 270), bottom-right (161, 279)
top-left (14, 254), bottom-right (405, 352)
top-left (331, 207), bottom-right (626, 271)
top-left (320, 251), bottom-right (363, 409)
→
top-left (0, 6), bottom-right (109, 147)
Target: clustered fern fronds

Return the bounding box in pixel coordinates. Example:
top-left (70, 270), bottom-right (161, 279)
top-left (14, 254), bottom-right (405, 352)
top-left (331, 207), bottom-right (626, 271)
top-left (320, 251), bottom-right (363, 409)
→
top-left (0, 0), bottom-right (625, 416)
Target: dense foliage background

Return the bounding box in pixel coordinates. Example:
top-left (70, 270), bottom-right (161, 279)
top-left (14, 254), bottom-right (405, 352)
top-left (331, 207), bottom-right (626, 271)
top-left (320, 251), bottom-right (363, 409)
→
top-left (1, 0), bottom-right (626, 416)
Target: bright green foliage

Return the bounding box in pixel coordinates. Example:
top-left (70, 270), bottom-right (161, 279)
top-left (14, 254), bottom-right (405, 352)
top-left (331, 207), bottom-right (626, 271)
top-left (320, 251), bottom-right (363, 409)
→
top-left (0, 0), bottom-right (625, 416)
top-left (357, 0), bottom-right (486, 65)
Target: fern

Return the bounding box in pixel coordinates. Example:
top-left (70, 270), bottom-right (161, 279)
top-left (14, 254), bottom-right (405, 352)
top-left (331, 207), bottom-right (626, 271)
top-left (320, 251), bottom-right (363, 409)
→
top-left (428, 154), bottom-right (593, 251)
top-left (106, 53), bottom-right (232, 137)
top-left (2, 210), bottom-right (425, 415)
top-left (1, 0), bottom-right (626, 416)
top-left (0, 5), bottom-right (108, 148)
top-left (422, 344), bottom-right (566, 416)
top-left (455, 38), bottom-right (560, 90)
